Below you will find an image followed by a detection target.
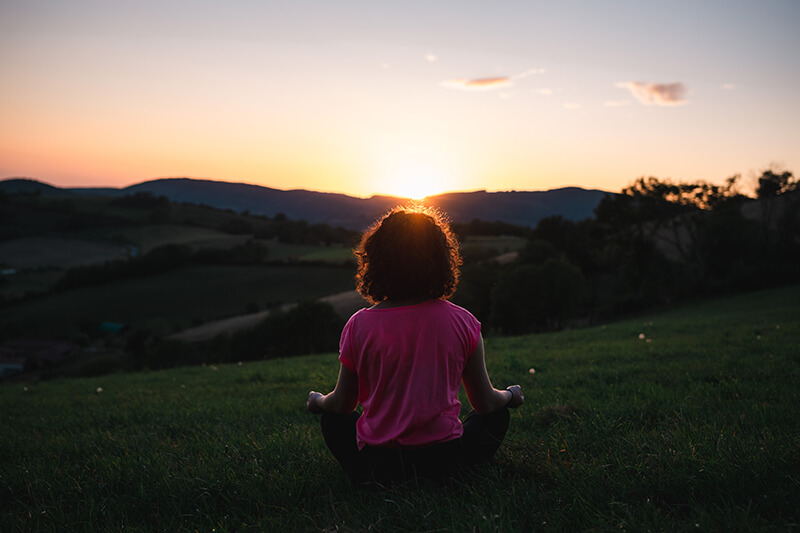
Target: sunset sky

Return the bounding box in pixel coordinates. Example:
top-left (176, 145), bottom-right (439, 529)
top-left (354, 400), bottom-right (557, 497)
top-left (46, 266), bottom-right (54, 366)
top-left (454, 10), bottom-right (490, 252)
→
top-left (2, 1), bottom-right (798, 199)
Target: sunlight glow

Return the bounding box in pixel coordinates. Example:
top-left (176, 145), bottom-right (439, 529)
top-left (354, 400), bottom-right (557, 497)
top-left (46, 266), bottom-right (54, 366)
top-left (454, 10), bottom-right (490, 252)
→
top-left (381, 165), bottom-right (449, 200)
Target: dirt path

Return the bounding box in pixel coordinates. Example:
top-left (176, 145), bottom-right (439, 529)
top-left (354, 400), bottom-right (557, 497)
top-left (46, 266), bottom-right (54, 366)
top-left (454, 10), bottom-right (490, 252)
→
top-left (168, 290), bottom-right (370, 342)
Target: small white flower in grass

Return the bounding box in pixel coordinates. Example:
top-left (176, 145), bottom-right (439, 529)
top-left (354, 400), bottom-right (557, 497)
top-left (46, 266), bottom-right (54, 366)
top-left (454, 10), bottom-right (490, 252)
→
top-left (238, 361), bottom-right (243, 366)
top-left (529, 368), bottom-right (536, 374)
top-left (23, 387), bottom-right (28, 392)
top-left (210, 365), bottom-right (218, 371)
top-left (638, 333), bottom-right (646, 340)
top-left (96, 387), bottom-right (103, 394)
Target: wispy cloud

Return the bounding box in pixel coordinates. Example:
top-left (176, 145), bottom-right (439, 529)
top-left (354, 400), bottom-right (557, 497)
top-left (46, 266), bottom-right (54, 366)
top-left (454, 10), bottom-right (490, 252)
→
top-left (514, 68), bottom-right (545, 79)
top-left (563, 102), bottom-right (581, 110)
top-left (604, 100), bottom-right (631, 107)
top-left (441, 68), bottom-right (544, 91)
top-left (722, 83), bottom-right (736, 90)
top-left (441, 76), bottom-right (514, 91)
top-left (425, 54), bottom-right (438, 62)
top-left (535, 88), bottom-right (553, 96)
top-left (617, 81), bottom-right (687, 106)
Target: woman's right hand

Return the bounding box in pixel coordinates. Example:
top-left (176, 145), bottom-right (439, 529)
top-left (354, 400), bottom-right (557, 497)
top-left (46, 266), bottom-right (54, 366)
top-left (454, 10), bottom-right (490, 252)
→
top-left (506, 384), bottom-right (524, 408)
top-left (307, 391), bottom-right (324, 414)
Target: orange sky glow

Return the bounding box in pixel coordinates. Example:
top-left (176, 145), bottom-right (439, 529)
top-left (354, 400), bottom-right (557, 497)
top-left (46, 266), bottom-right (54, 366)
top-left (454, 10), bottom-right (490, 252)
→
top-left (1, 1), bottom-right (798, 199)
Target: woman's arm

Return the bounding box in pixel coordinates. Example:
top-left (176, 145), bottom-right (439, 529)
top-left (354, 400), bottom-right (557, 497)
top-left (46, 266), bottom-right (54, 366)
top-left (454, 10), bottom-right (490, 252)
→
top-left (462, 335), bottom-right (524, 413)
top-left (307, 363), bottom-right (359, 414)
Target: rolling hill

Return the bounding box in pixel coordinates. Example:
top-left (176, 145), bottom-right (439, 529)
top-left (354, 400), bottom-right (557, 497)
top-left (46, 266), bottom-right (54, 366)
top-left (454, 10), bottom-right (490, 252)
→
top-left (0, 177), bottom-right (610, 229)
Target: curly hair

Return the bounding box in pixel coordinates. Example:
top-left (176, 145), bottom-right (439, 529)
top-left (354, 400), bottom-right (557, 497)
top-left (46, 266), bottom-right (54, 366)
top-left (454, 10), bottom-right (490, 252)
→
top-left (355, 205), bottom-right (461, 304)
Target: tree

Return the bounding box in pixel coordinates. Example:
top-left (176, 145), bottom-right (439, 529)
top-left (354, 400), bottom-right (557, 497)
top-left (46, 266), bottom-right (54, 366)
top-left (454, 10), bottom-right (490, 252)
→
top-left (757, 170), bottom-right (798, 245)
top-left (451, 262), bottom-right (499, 324)
top-left (489, 258), bottom-right (585, 334)
top-left (229, 301), bottom-right (343, 360)
top-left (517, 239), bottom-right (558, 266)
top-left (757, 170), bottom-right (797, 198)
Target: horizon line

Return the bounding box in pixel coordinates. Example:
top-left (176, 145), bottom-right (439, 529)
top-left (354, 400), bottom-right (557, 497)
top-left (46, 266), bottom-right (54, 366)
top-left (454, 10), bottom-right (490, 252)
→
top-left (0, 175), bottom-right (613, 200)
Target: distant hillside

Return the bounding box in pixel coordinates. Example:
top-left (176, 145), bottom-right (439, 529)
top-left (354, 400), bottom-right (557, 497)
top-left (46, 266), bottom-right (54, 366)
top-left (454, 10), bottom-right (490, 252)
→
top-left (1, 177), bottom-right (610, 229)
top-left (0, 178), bottom-right (71, 196)
top-left (426, 187), bottom-right (608, 228)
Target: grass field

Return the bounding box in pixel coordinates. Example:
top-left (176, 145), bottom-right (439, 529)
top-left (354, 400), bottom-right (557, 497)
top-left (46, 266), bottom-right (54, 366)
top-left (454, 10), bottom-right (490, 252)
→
top-left (1, 264), bottom-right (356, 337)
top-left (1, 285), bottom-right (798, 531)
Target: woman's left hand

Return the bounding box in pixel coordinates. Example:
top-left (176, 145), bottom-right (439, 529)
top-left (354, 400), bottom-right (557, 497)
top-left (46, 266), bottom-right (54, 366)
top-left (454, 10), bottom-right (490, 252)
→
top-left (506, 384), bottom-right (524, 408)
top-left (307, 391), bottom-right (324, 414)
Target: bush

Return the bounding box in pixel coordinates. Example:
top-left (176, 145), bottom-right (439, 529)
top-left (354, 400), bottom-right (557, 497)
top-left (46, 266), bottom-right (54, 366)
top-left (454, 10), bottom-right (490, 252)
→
top-left (131, 301), bottom-right (344, 371)
top-left (229, 301), bottom-right (343, 361)
top-left (490, 258), bottom-right (585, 334)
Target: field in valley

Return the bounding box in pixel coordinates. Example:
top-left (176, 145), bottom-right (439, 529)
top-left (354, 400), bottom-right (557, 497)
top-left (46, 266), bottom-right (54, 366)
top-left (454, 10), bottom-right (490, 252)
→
top-left (1, 264), bottom-right (357, 338)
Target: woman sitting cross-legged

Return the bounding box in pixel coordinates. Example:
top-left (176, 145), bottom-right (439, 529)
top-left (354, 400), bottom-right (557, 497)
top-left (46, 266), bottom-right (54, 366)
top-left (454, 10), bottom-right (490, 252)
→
top-left (306, 205), bottom-right (524, 486)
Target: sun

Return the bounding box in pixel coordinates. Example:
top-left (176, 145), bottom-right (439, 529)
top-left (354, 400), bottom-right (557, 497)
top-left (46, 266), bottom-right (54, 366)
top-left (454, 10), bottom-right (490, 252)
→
top-left (382, 165), bottom-right (448, 200)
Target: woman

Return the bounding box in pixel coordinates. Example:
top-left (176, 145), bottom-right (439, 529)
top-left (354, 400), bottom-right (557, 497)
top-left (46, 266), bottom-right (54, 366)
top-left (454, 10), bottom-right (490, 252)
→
top-left (307, 205), bottom-right (523, 484)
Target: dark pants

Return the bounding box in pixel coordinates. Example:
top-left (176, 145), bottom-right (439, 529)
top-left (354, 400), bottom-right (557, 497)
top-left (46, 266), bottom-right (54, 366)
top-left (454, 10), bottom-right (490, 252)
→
top-left (320, 408), bottom-right (510, 485)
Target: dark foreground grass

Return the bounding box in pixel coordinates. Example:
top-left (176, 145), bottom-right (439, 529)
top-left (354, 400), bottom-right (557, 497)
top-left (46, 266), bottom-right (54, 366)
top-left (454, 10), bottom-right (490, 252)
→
top-left (1, 285), bottom-right (799, 532)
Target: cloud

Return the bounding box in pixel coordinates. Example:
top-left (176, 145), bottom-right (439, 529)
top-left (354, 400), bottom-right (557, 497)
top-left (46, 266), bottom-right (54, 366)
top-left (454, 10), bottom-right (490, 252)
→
top-left (441, 76), bottom-right (514, 91)
top-left (535, 88), bottom-right (553, 96)
top-left (563, 102), bottom-right (581, 110)
top-left (441, 68), bottom-right (544, 92)
top-left (604, 100), bottom-right (631, 107)
top-left (617, 81), bottom-right (687, 106)
top-left (513, 68), bottom-right (545, 79)
top-left (425, 54), bottom-right (438, 62)
top-left (722, 83), bottom-right (736, 90)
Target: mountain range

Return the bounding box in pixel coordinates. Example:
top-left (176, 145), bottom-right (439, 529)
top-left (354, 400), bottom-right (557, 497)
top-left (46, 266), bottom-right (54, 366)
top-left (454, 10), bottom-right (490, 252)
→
top-left (0, 177), bottom-right (611, 230)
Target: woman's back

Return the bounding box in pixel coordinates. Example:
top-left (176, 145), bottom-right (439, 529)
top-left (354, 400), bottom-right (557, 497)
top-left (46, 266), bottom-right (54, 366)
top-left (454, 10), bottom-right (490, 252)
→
top-left (339, 299), bottom-right (481, 449)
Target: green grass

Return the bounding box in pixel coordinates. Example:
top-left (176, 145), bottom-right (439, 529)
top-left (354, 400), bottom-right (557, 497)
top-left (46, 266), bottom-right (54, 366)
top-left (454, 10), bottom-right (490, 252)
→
top-left (1, 264), bottom-right (356, 337)
top-left (1, 285), bottom-right (799, 531)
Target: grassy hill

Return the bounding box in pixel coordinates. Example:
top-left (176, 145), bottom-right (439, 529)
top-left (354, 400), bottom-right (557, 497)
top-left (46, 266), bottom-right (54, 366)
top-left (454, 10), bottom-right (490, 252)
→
top-left (1, 285), bottom-right (798, 531)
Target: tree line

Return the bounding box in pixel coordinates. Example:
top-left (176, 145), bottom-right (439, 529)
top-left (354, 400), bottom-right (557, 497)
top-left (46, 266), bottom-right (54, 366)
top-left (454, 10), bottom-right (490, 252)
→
top-left (451, 169), bottom-right (799, 335)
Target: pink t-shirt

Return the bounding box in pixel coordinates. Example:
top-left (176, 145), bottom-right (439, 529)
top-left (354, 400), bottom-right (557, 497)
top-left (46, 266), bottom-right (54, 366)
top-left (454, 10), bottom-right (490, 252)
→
top-left (338, 299), bottom-right (481, 450)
